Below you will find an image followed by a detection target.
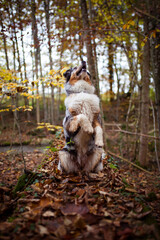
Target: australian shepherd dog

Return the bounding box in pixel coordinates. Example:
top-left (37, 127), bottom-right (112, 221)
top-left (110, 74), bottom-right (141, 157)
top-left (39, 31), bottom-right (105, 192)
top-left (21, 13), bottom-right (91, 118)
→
top-left (58, 61), bottom-right (104, 173)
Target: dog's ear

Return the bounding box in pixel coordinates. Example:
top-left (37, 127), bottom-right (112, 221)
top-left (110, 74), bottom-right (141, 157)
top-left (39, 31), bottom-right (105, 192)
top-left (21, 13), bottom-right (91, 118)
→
top-left (63, 69), bottom-right (72, 82)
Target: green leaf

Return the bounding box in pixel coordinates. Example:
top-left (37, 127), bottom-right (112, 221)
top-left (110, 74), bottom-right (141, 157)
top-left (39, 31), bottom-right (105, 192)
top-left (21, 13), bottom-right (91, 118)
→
top-left (109, 163), bottom-right (118, 169)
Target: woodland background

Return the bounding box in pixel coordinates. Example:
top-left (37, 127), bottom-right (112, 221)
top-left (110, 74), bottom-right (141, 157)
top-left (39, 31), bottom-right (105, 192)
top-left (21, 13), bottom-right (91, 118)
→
top-left (0, 0), bottom-right (160, 239)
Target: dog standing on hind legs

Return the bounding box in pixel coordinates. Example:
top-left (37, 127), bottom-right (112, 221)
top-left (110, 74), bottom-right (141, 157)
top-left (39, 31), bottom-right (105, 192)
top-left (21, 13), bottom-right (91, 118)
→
top-left (58, 61), bottom-right (104, 173)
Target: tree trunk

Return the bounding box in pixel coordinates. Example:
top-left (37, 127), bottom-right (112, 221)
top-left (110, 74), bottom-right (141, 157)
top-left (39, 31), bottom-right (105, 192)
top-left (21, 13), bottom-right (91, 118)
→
top-left (44, 0), bottom-right (54, 124)
top-left (108, 43), bottom-right (114, 101)
top-left (0, 13), bottom-right (9, 70)
top-left (30, 44), bottom-right (35, 111)
top-left (31, 0), bottom-right (40, 123)
top-left (9, 1), bottom-right (23, 81)
top-left (17, 0), bottom-right (30, 121)
top-left (149, 0), bottom-right (160, 139)
top-left (138, 16), bottom-right (150, 166)
top-left (80, 0), bottom-right (99, 95)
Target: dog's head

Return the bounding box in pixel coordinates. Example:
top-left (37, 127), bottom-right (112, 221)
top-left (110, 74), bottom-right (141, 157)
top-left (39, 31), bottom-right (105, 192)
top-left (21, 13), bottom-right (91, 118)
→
top-left (63, 61), bottom-right (91, 85)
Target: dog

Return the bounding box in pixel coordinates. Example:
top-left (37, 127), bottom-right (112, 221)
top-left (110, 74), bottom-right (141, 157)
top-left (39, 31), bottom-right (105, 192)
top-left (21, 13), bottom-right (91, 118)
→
top-left (58, 61), bottom-right (104, 173)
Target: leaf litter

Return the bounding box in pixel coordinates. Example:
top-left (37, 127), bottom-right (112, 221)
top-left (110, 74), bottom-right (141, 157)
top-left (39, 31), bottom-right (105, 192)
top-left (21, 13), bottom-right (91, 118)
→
top-left (0, 136), bottom-right (160, 239)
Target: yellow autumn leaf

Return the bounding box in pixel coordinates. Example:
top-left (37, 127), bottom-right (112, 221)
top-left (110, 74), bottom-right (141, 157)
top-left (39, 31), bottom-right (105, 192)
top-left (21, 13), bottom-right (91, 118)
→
top-left (49, 69), bottom-right (57, 75)
top-left (60, 67), bottom-right (68, 75)
top-left (123, 24), bottom-right (129, 30)
top-left (155, 44), bottom-right (160, 49)
top-left (151, 31), bottom-right (156, 38)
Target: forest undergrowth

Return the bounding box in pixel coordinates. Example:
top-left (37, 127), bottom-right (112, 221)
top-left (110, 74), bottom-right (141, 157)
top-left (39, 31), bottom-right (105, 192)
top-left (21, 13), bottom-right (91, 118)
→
top-left (0, 124), bottom-right (160, 240)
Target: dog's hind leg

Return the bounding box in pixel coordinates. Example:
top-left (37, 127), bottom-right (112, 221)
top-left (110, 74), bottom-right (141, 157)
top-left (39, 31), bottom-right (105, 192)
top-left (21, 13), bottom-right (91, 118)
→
top-left (58, 150), bottom-right (78, 173)
top-left (84, 147), bottom-right (103, 173)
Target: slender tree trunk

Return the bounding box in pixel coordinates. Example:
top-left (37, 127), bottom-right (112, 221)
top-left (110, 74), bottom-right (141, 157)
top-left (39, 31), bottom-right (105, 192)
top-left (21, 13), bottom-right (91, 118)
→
top-left (44, 0), bottom-right (54, 124)
top-left (9, 1), bottom-right (23, 81)
top-left (88, 0), bottom-right (99, 83)
top-left (0, 13), bottom-right (9, 70)
top-left (30, 44), bottom-right (35, 112)
top-left (108, 43), bottom-right (114, 101)
top-left (138, 16), bottom-right (150, 166)
top-left (80, 0), bottom-right (99, 95)
top-left (149, 0), bottom-right (160, 139)
top-left (31, 0), bottom-right (40, 123)
top-left (17, 0), bottom-right (30, 121)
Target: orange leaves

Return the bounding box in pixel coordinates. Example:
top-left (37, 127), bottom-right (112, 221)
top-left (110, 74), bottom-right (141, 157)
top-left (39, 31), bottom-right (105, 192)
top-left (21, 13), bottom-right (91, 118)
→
top-left (27, 196), bottom-right (53, 215)
top-left (0, 137), bottom-right (160, 240)
top-left (123, 19), bottom-right (135, 30)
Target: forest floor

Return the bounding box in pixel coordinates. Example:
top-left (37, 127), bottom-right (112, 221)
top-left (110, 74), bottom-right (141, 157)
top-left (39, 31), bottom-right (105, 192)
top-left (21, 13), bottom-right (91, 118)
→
top-left (0, 122), bottom-right (160, 240)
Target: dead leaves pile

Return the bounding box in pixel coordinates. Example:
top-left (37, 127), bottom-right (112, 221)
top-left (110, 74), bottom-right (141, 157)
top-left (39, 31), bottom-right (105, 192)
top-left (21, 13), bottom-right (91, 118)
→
top-left (0, 149), bottom-right (160, 240)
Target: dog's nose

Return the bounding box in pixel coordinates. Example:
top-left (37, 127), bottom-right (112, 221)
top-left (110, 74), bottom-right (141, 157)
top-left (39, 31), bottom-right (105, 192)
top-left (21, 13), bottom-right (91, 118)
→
top-left (82, 61), bottom-right (86, 69)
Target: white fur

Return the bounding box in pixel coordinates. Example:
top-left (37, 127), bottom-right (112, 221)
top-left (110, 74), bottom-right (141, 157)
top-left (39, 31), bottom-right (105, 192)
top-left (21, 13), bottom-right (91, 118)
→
top-left (69, 114), bottom-right (93, 134)
top-left (65, 92), bottom-right (100, 124)
top-left (94, 125), bottom-right (104, 147)
top-left (65, 80), bottom-right (95, 95)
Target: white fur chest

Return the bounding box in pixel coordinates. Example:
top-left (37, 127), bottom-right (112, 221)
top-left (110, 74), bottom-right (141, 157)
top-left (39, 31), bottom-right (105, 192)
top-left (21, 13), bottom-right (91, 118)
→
top-left (65, 92), bottom-right (100, 123)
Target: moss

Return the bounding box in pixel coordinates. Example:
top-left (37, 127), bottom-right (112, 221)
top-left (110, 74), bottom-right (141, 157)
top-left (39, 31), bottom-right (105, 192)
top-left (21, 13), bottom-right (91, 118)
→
top-left (22, 141), bottom-right (31, 145)
top-left (12, 171), bottom-right (36, 197)
top-left (146, 192), bottom-right (157, 202)
top-left (0, 142), bottom-right (10, 146)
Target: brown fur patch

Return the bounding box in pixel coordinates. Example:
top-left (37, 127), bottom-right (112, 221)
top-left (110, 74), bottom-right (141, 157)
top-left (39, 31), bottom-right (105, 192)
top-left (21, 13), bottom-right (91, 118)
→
top-left (68, 116), bottom-right (79, 132)
top-left (93, 115), bottom-right (101, 128)
top-left (84, 75), bottom-right (92, 85)
top-left (69, 107), bottom-right (77, 116)
top-left (69, 71), bottom-right (91, 85)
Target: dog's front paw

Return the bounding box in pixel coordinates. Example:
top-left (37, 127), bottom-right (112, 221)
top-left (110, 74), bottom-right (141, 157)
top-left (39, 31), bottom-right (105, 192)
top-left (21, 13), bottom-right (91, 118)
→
top-left (69, 118), bottom-right (79, 132)
top-left (83, 122), bottom-right (93, 134)
top-left (95, 139), bottom-right (104, 147)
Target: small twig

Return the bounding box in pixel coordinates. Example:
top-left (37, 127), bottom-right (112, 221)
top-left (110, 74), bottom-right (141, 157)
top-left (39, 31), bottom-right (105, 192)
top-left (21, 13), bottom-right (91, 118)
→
top-left (134, 7), bottom-right (160, 23)
top-left (106, 129), bottom-right (160, 141)
top-left (77, 28), bottom-right (145, 36)
top-left (107, 150), bottom-right (153, 175)
top-left (151, 100), bottom-right (160, 171)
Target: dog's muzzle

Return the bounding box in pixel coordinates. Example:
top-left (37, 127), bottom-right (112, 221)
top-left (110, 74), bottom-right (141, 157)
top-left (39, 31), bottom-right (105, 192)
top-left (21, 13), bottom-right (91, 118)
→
top-left (76, 61), bottom-right (87, 76)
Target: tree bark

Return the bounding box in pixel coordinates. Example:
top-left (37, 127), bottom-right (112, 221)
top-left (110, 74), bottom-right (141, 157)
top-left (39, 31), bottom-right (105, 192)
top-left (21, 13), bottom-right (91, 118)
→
top-left (0, 13), bottom-right (9, 70)
top-left (138, 16), bottom-right (150, 166)
top-left (44, 0), bottom-right (54, 124)
top-left (108, 43), bottom-right (114, 101)
top-left (17, 0), bottom-right (30, 121)
top-left (9, 1), bottom-right (23, 81)
top-left (149, 0), bottom-right (160, 139)
top-left (80, 0), bottom-right (99, 95)
top-left (31, 0), bottom-right (40, 123)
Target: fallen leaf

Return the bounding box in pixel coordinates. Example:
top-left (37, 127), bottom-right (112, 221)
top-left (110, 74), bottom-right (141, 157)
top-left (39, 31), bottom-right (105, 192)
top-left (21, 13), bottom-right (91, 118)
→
top-left (38, 225), bottom-right (49, 236)
top-left (74, 214), bottom-right (86, 229)
top-left (54, 224), bottom-right (67, 237)
top-left (64, 217), bottom-right (72, 226)
top-left (125, 188), bottom-right (137, 193)
top-left (76, 188), bottom-right (85, 198)
top-left (103, 228), bottom-right (115, 240)
top-left (128, 210), bottom-right (152, 219)
top-left (42, 210), bottom-right (55, 217)
top-left (61, 203), bottom-right (89, 216)
top-left (99, 190), bottom-right (119, 197)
